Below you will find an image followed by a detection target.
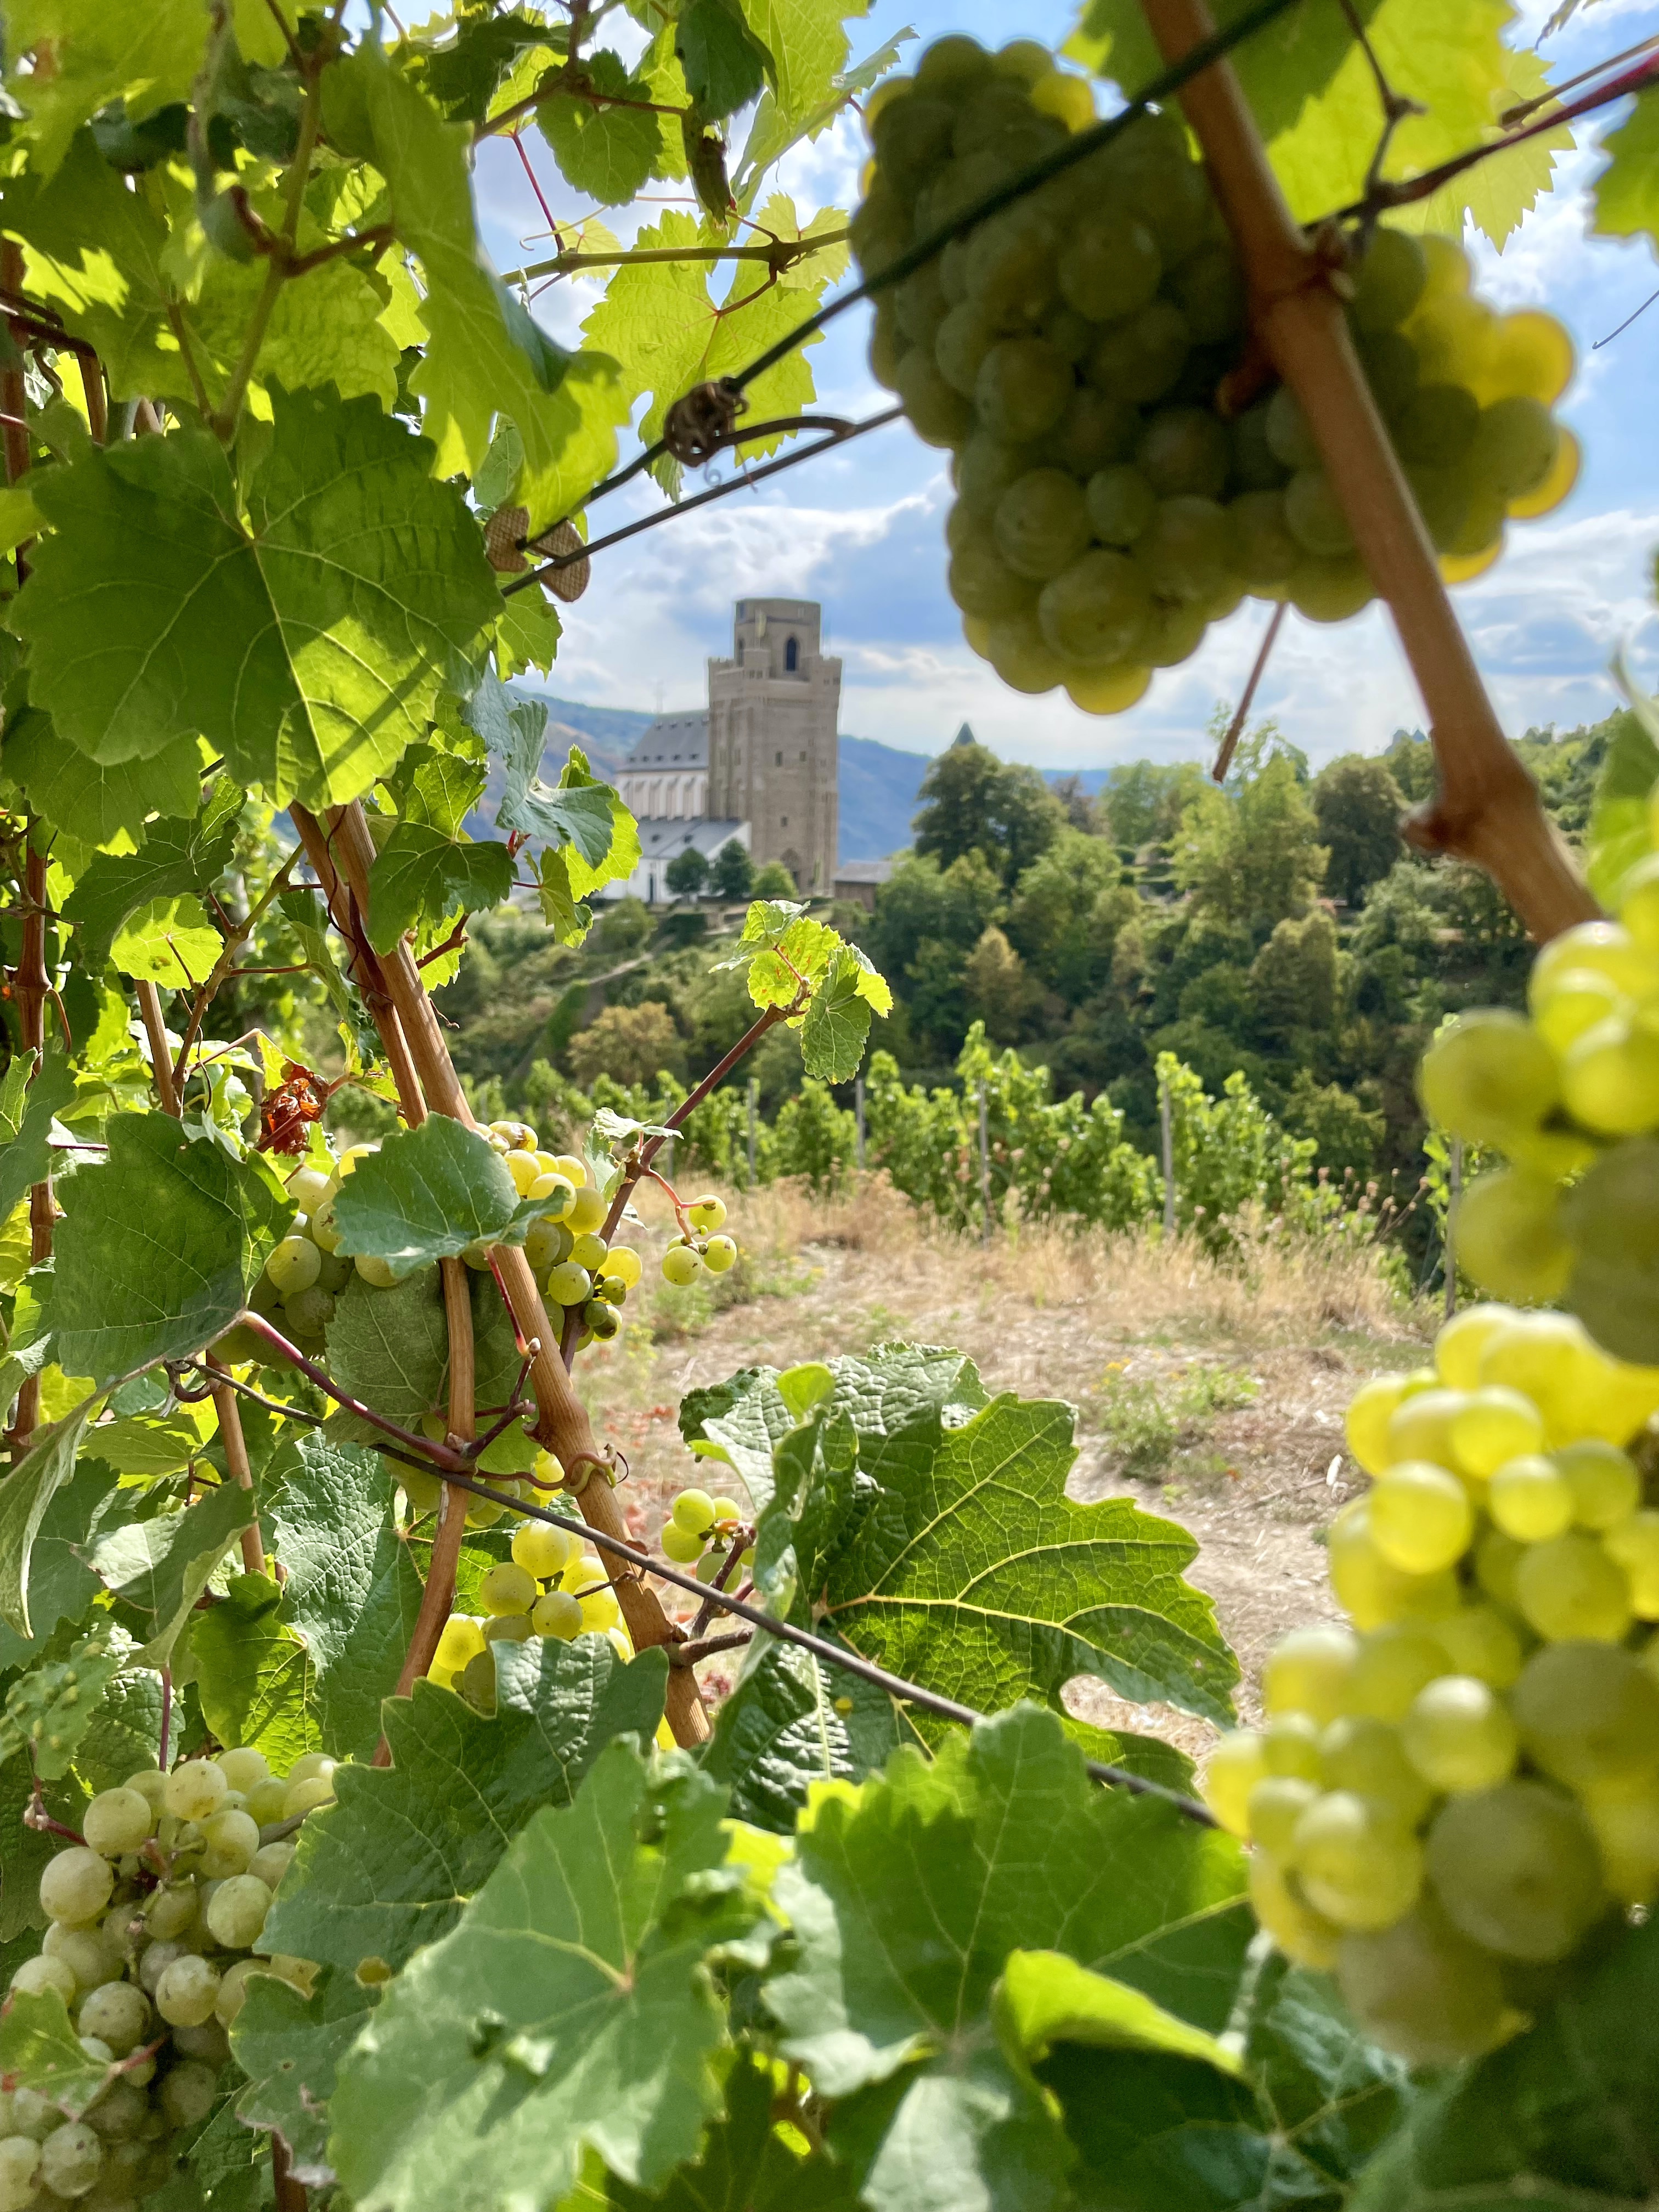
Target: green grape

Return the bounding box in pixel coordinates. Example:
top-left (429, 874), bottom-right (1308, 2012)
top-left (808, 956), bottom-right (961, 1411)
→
top-left (266, 1234), bottom-right (321, 1296)
top-left (1262, 1624), bottom-right (1357, 1725)
top-left (894, 259), bottom-right (950, 348)
top-left (1328, 1504), bottom-right (1457, 1633)
top-left (1432, 1303), bottom-right (1510, 1389)
top-left (0, 2137), bottom-right (39, 2212)
top-left (200, 1807), bottom-right (258, 1878)
top-left (40, 2121), bottom-right (101, 2199)
top-left (217, 1745), bottom-right (268, 1795)
top-left (1509, 1640), bottom-right (1659, 1788)
top-left (1040, 300), bottom-right (1097, 363)
top-left (1367, 1462), bottom-right (1474, 1575)
top-left (993, 469), bottom-right (1091, 579)
top-left (661, 1244), bottom-right (703, 1287)
top-left (1604, 1509), bottom-right (1659, 1615)
top-left (583, 1297), bottom-right (621, 1340)
top-left (546, 1260), bottom-right (594, 1307)
top-left (955, 433), bottom-right (1038, 511)
top-left (1056, 213), bottom-right (1161, 323)
top-left (1532, 966), bottom-right (1624, 1056)
top-left (1582, 1773), bottom-right (1659, 1904)
top-left (896, 347), bottom-right (975, 447)
top-left (1037, 550), bottom-right (1153, 665)
top-left (1249, 1852), bottom-right (1340, 1971)
top-left (1085, 463), bottom-right (1156, 546)
top-left (1261, 1711), bottom-right (1325, 1782)
top-left (1087, 299), bottom-right (1189, 405)
top-left (951, 77), bottom-right (1037, 155)
top-left (82, 1788), bottom-right (154, 1858)
top-left (870, 95), bottom-right (956, 199)
top-left (283, 1284), bottom-right (335, 1338)
top-left (1137, 495), bottom-right (1229, 602)
top-left (531, 1589), bottom-right (584, 1639)
top-left (1454, 1167), bottom-right (1573, 1305)
top-left (870, 308), bottom-right (906, 400)
top-left (1383, 1384), bottom-right (1466, 1468)
top-left (1284, 467), bottom-right (1356, 557)
top-left (1401, 1675), bottom-right (1518, 1792)
top-left (1448, 1385), bottom-right (1542, 1477)
top-left (1136, 406), bottom-right (1230, 499)
top-left (11, 1955), bottom-right (74, 2002)
top-left (41, 1848), bottom-right (115, 1927)
top-left (1534, 921), bottom-right (1658, 1003)
top-left (974, 337), bottom-right (1072, 442)
top-left (915, 33), bottom-right (992, 94)
top-left (205, 1873), bottom-right (271, 1950)
top-left (155, 1955), bottom-right (219, 2029)
top-left (1426, 1780), bottom-right (1606, 1960)
top-left (1169, 242), bottom-right (1244, 343)
top-left (982, 605), bottom-right (1066, 692)
top-left (1560, 1013), bottom-right (1659, 1133)
top-left (1319, 1714), bottom-right (1434, 1827)
top-left (1246, 1776), bottom-right (1321, 1859)
top-left (995, 38), bottom-right (1056, 84)
top-left (948, 536), bottom-right (1039, 620)
top-left (1395, 382), bottom-right (1479, 467)
top-left (1355, 327), bottom-right (1419, 419)
top-left (1345, 1373), bottom-right (1409, 1475)
top-left (1143, 596), bottom-right (1210, 668)
top-left (159, 2059), bottom-right (219, 2131)
top-left (1514, 1531), bottom-right (1633, 1644)
top-left (1037, 388), bottom-right (1138, 476)
top-left (1341, 1623), bottom-right (1447, 1723)
top-left (1336, 1906), bottom-right (1504, 2065)
top-left (44, 1925), bottom-right (117, 1996)
top-left (1285, 554), bottom-right (1373, 623)
top-left (1442, 478), bottom-right (1505, 561)
top-left (1201, 1730), bottom-right (1266, 1836)
top-left (1558, 1145), bottom-right (1659, 1367)
top-left (512, 1521), bottom-right (574, 1579)
top-left (1231, 400), bottom-right (1290, 489)
top-left (963, 205), bottom-right (1058, 325)
top-left (1107, 137), bottom-right (1210, 260)
top-left (1265, 385), bottom-right (1319, 470)
top-left (249, 1839), bottom-right (294, 1887)
top-left (1292, 1790), bottom-right (1423, 1929)
top-left (479, 1561), bottom-right (537, 1616)
top-left (1555, 1439), bottom-right (1640, 1530)
top-left (1226, 490), bottom-right (1300, 584)
top-left (1488, 1454), bottom-right (1573, 1542)
top-left (284, 1765), bottom-right (336, 1816)
top-left (1350, 226), bottom-right (1427, 332)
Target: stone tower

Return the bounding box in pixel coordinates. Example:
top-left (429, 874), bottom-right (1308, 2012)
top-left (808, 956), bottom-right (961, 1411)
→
top-left (706, 599), bottom-right (840, 893)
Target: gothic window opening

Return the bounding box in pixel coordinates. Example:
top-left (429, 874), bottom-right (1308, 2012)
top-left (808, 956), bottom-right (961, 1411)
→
top-left (785, 635), bottom-right (799, 672)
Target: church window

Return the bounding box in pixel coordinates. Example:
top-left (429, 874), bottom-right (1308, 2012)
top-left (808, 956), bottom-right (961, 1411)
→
top-left (781, 815), bottom-right (788, 827)
top-left (775, 750), bottom-right (782, 766)
top-left (785, 635), bottom-right (799, 672)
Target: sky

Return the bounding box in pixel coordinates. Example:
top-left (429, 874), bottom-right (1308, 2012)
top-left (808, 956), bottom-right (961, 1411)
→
top-left (456, 0), bottom-right (1659, 770)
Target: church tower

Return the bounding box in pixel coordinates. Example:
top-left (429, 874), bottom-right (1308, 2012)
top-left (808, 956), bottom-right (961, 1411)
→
top-left (706, 599), bottom-right (840, 893)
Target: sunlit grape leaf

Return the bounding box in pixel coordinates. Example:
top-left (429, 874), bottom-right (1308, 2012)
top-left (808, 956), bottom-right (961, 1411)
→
top-left (680, 0), bottom-right (773, 123)
top-left (262, 1639), bottom-right (669, 1978)
top-left (71, 1660), bottom-right (164, 1793)
top-left (1594, 86), bottom-right (1659, 259)
top-left (322, 41), bottom-right (630, 529)
top-left (539, 52), bottom-right (663, 204)
top-left (0, 1989), bottom-right (115, 2117)
top-left (109, 894), bottom-right (224, 987)
top-left (194, 252), bottom-right (403, 414)
top-left (63, 781), bottom-right (242, 974)
top-left (0, 1400), bottom-right (99, 1638)
top-left (1348, 1917), bottom-right (1659, 2211)
top-left (0, 1047), bottom-right (77, 1224)
top-left (766, 1708), bottom-right (1251, 2212)
top-left (4, 0), bottom-right (207, 173)
top-left (91, 1407), bottom-right (210, 1476)
top-left (46, 1114), bottom-right (290, 1384)
top-left (1066, 0), bottom-right (1379, 144)
top-left (1001, 1945), bottom-right (1243, 2070)
top-left (701, 1628), bottom-right (918, 1832)
top-left (88, 1480), bottom-right (255, 1668)
top-left (233, 1967), bottom-right (377, 2186)
top-left (188, 1569), bottom-right (321, 1773)
top-left (260, 1429), bottom-right (423, 1762)
top-left (363, 826), bottom-right (515, 953)
top-left (800, 946), bottom-right (877, 1081)
top-left (601, 2050), bottom-right (863, 2211)
top-left (1396, 47), bottom-right (1572, 249)
top-left (13, 387), bottom-right (499, 811)
top-left (412, 4), bottom-right (557, 126)
top-left (0, 1626), bottom-right (125, 1781)
top-left (4, 708), bottom-right (204, 853)
top-left (733, 0), bottom-right (857, 132)
top-left (330, 1746), bottom-right (760, 2209)
top-left (326, 1269), bottom-right (450, 1424)
top-left (330, 1116), bottom-right (540, 1276)
top-left (493, 593), bottom-right (562, 682)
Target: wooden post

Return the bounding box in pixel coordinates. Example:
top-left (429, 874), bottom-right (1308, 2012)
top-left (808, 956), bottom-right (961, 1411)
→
top-left (1444, 1137), bottom-right (1463, 1321)
top-left (978, 1088), bottom-right (991, 1245)
top-left (747, 1076), bottom-right (758, 1187)
top-left (1160, 1073), bottom-right (1177, 1238)
top-left (855, 1072), bottom-right (866, 1170)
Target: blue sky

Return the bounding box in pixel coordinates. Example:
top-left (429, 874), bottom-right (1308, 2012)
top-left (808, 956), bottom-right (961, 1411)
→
top-left (459, 0), bottom-right (1659, 769)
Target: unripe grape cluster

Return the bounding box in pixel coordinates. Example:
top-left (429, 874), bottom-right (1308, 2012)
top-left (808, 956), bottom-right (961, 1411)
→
top-left (1420, 805), bottom-right (1659, 1365)
top-left (659, 1197), bottom-right (737, 1288)
top-left (658, 1487), bottom-right (755, 1582)
top-left (1205, 1299), bottom-right (1659, 2064)
top-left (854, 34), bottom-right (1578, 713)
top-left (427, 1514), bottom-right (630, 1713)
top-left (0, 1743), bottom-right (334, 2212)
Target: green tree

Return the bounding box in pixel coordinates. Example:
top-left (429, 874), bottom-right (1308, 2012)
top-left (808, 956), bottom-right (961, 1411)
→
top-left (1175, 754), bottom-right (1329, 940)
top-left (1249, 910), bottom-right (1340, 1048)
top-left (710, 839), bottom-right (754, 899)
top-left (1312, 754), bottom-right (1405, 905)
top-left (665, 847), bottom-right (710, 898)
top-left (1282, 1069), bottom-right (1386, 1180)
top-left (752, 859), bottom-right (799, 897)
top-left (866, 851), bottom-right (1003, 982)
top-left (1006, 828), bottom-right (1134, 1003)
top-left (568, 1000), bottom-right (685, 1087)
top-left (912, 740), bottom-right (1065, 890)
top-left (964, 924), bottom-right (1039, 1042)
top-left (1099, 759), bottom-right (1210, 852)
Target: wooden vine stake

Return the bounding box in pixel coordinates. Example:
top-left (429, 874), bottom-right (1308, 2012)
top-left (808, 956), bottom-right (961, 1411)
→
top-left (288, 803), bottom-right (711, 1748)
top-left (1138, 0), bottom-right (1599, 943)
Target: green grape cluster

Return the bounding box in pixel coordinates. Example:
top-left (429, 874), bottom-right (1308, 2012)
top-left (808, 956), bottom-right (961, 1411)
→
top-left (1, 1744), bottom-right (334, 2212)
top-left (658, 1486), bottom-right (755, 1581)
top-left (1420, 804), bottom-right (1659, 1364)
top-left (1205, 1299), bottom-right (1659, 2064)
top-left (854, 33), bottom-right (1579, 714)
top-left (427, 1515), bottom-right (631, 1713)
top-left (659, 1196), bottom-right (737, 1288)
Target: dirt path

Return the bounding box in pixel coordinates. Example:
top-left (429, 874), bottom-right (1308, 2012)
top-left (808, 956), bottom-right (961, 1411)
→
top-left (575, 1177), bottom-right (1429, 1759)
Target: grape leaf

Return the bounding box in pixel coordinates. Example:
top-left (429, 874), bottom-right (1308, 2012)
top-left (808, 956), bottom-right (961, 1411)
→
top-left (87, 1480), bottom-right (255, 1667)
top-left (1066, 0), bottom-right (1378, 144)
top-left (999, 1949), bottom-right (1242, 2072)
top-left (4, 708), bottom-right (204, 853)
top-left (700, 1627), bottom-right (918, 1832)
top-left (261, 1429), bottom-right (424, 1761)
top-left (539, 52), bottom-right (664, 204)
top-left (533, 749), bottom-right (644, 944)
top-left (192, 251), bottom-right (403, 414)
top-left (1348, 1916), bottom-right (1659, 2211)
top-left (493, 594), bottom-right (562, 682)
top-left (91, 1407), bottom-right (210, 1476)
top-left (1395, 46), bottom-right (1572, 250)
top-left (413, 4), bottom-right (558, 127)
top-left (233, 1966), bottom-right (378, 2186)
top-left (329, 1745), bottom-right (760, 2209)
top-left (732, 0), bottom-right (857, 133)
top-left (601, 2050), bottom-right (863, 2211)
top-left (800, 946), bottom-right (879, 1082)
top-left (4, 0), bottom-right (208, 173)
top-left (0, 1627), bottom-right (126, 1781)
top-left (109, 894), bottom-right (224, 986)
top-left (12, 387), bottom-right (499, 812)
top-left (322, 41), bottom-right (630, 528)
top-left (473, 680), bottom-right (625, 866)
top-left (325, 1268), bottom-right (450, 1424)
top-left (0, 1988), bottom-right (116, 2117)
top-left (188, 1569), bottom-right (321, 1774)
top-left (329, 1116), bottom-right (541, 1275)
top-left (363, 826), bottom-right (515, 952)
top-left (0, 1455), bottom-right (120, 1669)
top-left (261, 1639), bottom-right (668, 1979)
top-left (765, 1707), bottom-right (1251, 2212)
top-left (679, 0), bottom-right (773, 124)
top-left (71, 1660), bottom-right (165, 1793)
top-left (62, 781), bottom-right (243, 975)
top-left (0, 1398), bottom-right (99, 1638)
top-left (1594, 86), bottom-right (1659, 259)
top-left (45, 1114), bottom-right (290, 1384)
top-left (0, 1758), bottom-right (86, 1943)
top-left (0, 1047), bottom-right (77, 1225)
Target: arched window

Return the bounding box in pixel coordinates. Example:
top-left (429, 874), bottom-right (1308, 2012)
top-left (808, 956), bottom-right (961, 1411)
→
top-left (784, 635), bottom-right (799, 673)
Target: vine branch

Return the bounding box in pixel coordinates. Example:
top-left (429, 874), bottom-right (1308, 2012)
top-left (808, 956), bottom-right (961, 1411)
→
top-left (498, 230), bottom-right (850, 289)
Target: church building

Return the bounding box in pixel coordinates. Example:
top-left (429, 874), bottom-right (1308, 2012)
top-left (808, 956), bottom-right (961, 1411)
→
top-left (612, 599), bottom-right (840, 902)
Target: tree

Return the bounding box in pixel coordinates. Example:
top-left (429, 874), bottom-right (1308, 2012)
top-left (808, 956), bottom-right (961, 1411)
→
top-left (1006, 828), bottom-right (1133, 1003)
top-left (711, 839), bottom-right (754, 899)
top-left (1248, 910), bottom-right (1340, 1047)
top-left (912, 739), bottom-right (1065, 890)
top-left (752, 859), bottom-right (799, 896)
top-left (1312, 754), bottom-right (1406, 905)
top-left (1099, 759), bottom-right (1210, 852)
top-left (665, 846), bottom-right (710, 898)
top-left (964, 924), bottom-right (1039, 1042)
top-left (1175, 754), bottom-right (1329, 940)
top-left (568, 1000), bottom-right (685, 1086)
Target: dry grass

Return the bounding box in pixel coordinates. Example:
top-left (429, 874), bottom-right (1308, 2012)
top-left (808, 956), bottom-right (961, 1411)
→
top-left (574, 1172), bottom-right (1431, 1749)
